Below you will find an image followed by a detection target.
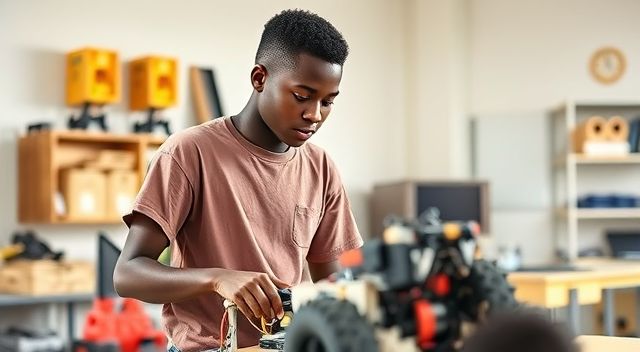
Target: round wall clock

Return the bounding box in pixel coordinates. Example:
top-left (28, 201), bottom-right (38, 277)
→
top-left (589, 47), bottom-right (626, 85)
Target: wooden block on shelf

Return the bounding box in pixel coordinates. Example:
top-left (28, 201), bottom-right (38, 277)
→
top-left (59, 261), bottom-right (95, 294)
top-left (0, 259), bottom-right (95, 295)
top-left (572, 116), bottom-right (607, 153)
top-left (84, 149), bottom-right (137, 170)
top-left (0, 260), bottom-right (62, 295)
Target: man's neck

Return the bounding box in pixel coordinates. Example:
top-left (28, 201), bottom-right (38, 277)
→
top-left (232, 93), bottom-right (289, 153)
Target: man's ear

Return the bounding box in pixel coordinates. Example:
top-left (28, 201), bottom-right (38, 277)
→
top-left (250, 64), bottom-right (267, 92)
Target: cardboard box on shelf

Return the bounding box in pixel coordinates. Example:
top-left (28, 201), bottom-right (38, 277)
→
top-left (0, 259), bottom-right (95, 295)
top-left (59, 168), bottom-right (107, 221)
top-left (106, 170), bottom-right (139, 218)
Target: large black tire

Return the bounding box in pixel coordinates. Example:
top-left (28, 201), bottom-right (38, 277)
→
top-left (461, 259), bottom-right (518, 320)
top-left (284, 298), bottom-right (379, 352)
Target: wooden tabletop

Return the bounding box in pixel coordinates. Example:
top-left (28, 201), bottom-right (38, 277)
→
top-left (507, 258), bottom-right (640, 308)
top-left (577, 335), bottom-right (640, 352)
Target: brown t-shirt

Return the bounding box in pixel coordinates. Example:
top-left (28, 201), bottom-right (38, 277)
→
top-left (123, 117), bottom-right (363, 351)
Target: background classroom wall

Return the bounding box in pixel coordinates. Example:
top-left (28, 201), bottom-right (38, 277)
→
top-left (2, 0), bottom-right (640, 282)
top-left (469, 0), bottom-right (640, 263)
top-left (0, 0), bottom-right (409, 259)
top-left (2, 0), bottom-right (640, 335)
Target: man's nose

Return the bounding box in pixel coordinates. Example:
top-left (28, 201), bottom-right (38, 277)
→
top-left (303, 102), bottom-right (322, 123)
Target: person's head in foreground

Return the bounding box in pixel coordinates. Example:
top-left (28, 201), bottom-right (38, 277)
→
top-left (462, 312), bottom-right (577, 352)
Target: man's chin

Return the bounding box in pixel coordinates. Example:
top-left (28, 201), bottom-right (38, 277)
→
top-left (286, 140), bottom-right (306, 148)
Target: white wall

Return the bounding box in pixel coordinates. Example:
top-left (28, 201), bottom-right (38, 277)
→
top-left (469, 0), bottom-right (640, 263)
top-left (5, 0), bottom-right (639, 263)
top-left (405, 0), bottom-right (471, 179)
top-left (470, 0), bottom-right (640, 114)
top-left (0, 0), bottom-right (409, 261)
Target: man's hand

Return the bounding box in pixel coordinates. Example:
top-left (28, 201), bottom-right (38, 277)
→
top-left (213, 269), bottom-right (288, 321)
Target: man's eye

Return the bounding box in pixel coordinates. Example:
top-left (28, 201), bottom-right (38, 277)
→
top-left (293, 93), bottom-right (309, 101)
top-left (322, 100), bottom-right (334, 107)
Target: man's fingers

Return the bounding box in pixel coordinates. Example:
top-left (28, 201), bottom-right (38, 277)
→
top-left (240, 288), bottom-right (263, 319)
top-left (249, 284), bottom-right (274, 320)
top-left (234, 299), bottom-right (253, 323)
top-left (262, 282), bottom-right (284, 319)
top-left (260, 276), bottom-right (285, 318)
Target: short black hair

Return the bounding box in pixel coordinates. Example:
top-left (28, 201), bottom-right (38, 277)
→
top-left (255, 9), bottom-right (349, 71)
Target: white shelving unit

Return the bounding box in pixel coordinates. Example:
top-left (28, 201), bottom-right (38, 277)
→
top-left (550, 99), bottom-right (640, 260)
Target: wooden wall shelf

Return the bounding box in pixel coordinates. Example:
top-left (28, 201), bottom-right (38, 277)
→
top-left (18, 130), bottom-right (164, 224)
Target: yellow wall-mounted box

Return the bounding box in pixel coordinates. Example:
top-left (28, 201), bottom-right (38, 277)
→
top-left (129, 56), bottom-right (178, 110)
top-left (66, 47), bottom-right (120, 106)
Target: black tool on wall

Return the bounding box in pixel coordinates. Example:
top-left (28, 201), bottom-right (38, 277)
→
top-left (2, 230), bottom-right (64, 261)
top-left (26, 122), bottom-right (52, 133)
top-left (68, 102), bottom-right (108, 131)
top-left (133, 108), bottom-right (172, 136)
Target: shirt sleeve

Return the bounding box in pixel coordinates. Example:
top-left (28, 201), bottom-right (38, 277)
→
top-left (122, 151), bottom-right (194, 240)
top-left (306, 164), bottom-right (363, 263)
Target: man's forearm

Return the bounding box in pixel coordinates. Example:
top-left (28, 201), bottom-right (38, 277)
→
top-left (114, 257), bottom-right (221, 304)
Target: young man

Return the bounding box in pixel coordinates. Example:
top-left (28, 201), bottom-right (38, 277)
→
top-left (114, 9), bottom-right (363, 351)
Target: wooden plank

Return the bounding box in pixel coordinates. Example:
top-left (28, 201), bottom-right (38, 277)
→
top-left (18, 133), bottom-right (53, 222)
top-left (190, 66), bottom-right (224, 125)
top-left (190, 66), bottom-right (212, 125)
top-left (55, 131), bottom-right (140, 143)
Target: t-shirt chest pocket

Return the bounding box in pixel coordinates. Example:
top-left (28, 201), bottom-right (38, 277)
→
top-left (292, 205), bottom-right (321, 248)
